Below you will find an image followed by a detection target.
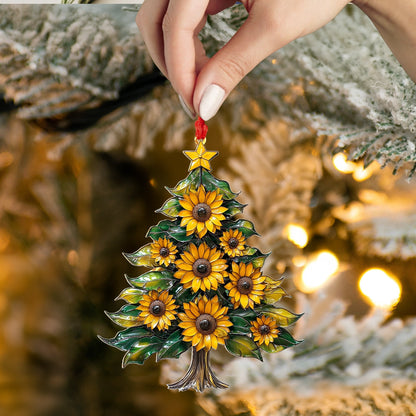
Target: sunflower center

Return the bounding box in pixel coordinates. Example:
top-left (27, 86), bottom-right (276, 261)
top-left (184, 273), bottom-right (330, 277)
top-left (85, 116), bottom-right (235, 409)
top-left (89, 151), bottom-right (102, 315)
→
top-left (259, 324), bottom-right (270, 335)
top-left (237, 276), bottom-right (253, 294)
top-left (228, 237), bottom-right (239, 249)
top-left (193, 258), bottom-right (212, 277)
top-left (193, 203), bottom-right (211, 221)
top-left (196, 313), bottom-right (217, 335)
top-left (159, 247), bottom-right (170, 257)
top-left (150, 300), bottom-right (166, 317)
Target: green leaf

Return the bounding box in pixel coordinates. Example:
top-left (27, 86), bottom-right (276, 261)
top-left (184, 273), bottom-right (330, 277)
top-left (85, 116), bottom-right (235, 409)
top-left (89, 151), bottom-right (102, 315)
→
top-left (126, 269), bottom-right (175, 291)
top-left (166, 223), bottom-right (194, 243)
top-left (225, 334), bottom-right (263, 361)
top-left (274, 327), bottom-right (301, 348)
top-left (258, 305), bottom-right (303, 327)
top-left (264, 275), bottom-right (284, 290)
top-left (201, 170), bottom-right (238, 200)
top-left (260, 342), bottom-right (285, 353)
top-left (146, 220), bottom-right (173, 241)
top-left (115, 287), bottom-right (146, 304)
top-left (229, 315), bottom-right (252, 335)
top-left (123, 244), bottom-right (154, 267)
top-left (156, 330), bottom-right (190, 361)
top-left (263, 287), bottom-right (286, 305)
top-left (171, 285), bottom-right (198, 304)
top-left (223, 219), bottom-right (259, 238)
top-left (224, 199), bottom-right (246, 217)
top-left (146, 219), bottom-right (194, 243)
top-left (105, 304), bottom-right (141, 328)
top-left (167, 170), bottom-right (200, 197)
top-left (228, 308), bottom-right (257, 322)
top-left (156, 198), bottom-right (183, 218)
top-left (122, 336), bottom-right (164, 367)
top-left (98, 326), bottom-right (151, 351)
top-left (234, 248), bottom-right (269, 269)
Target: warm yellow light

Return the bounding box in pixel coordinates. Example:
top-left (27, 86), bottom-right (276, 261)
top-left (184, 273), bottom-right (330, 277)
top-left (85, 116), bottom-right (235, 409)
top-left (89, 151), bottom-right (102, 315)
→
top-left (332, 153), bottom-right (356, 174)
top-left (284, 224), bottom-right (308, 248)
top-left (359, 268), bottom-right (401, 309)
top-left (298, 250), bottom-right (339, 293)
top-left (352, 162), bottom-right (378, 182)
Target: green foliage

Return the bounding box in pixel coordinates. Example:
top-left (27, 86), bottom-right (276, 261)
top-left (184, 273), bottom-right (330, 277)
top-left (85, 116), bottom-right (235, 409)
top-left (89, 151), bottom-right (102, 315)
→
top-left (122, 336), bottom-right (165, 367)
top-left (123, 244), bottom-right (154, 267)
top-left (156, 198), bottom-right (183, 218)
top-left (146, 219), bottom-right (194, 243)
top-left (126, 269), bottom-right (176, 291)
top-left (156, 330), bottom-right (190, 361)
top-left (98, 326), bottom-right (151, 352)
top-left (225, 334), bottom-right (263, 361)
top-left (223, 219), bottom-right (259, 238)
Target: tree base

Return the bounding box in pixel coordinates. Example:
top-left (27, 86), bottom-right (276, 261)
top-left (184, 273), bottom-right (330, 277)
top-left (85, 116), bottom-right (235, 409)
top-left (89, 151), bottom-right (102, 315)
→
top-left (167, 347), bottom-right (228, 393)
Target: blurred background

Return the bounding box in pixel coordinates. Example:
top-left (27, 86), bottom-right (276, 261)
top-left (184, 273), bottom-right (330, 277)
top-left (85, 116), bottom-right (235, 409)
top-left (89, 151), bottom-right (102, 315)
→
top-left (1, 4), bottom-right (416, 416)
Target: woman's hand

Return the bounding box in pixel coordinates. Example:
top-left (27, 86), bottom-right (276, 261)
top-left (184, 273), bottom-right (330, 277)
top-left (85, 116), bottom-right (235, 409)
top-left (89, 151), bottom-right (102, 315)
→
top-left (136, 0), bottom-right (349, 120)
top-left (137, 0), bottom-right (416, 121)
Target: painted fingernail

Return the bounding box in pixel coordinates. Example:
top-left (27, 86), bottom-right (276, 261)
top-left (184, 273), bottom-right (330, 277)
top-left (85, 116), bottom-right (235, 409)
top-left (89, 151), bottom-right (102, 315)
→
top-left (199, 84), bottom-right (225, 121)
top-left (178, 95), bottom-right (196, 119)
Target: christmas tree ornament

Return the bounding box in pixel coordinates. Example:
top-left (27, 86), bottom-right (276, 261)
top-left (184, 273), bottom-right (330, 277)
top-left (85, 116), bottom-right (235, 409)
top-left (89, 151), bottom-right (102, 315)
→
top-left (99, 117), bottom-right (301, 392)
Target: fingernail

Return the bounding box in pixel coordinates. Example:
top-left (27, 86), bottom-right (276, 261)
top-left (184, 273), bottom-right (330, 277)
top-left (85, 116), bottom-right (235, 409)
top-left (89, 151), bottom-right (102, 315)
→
top-left (199, 84), bottom-right (225, 121)
top-left (178, 95), bottom-right (196, 119)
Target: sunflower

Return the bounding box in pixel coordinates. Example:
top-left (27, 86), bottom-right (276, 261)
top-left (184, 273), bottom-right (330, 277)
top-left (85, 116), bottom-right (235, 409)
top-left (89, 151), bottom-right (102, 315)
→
top-left (219, 229), bottom-right (246, 257)
top-left (250, 315), bottom-right (280, 346)
top-left (225, 262), bottom-right (266, 309)
top-left (174, 243), bottom-right (228, 292)
top-left (150, 237), bottom-right (178, 267)
top-left (137, 290), bottom-right (178, 331)
top-left (178, 185), bottom-right (227, 238)
top-left (178, 295), bottom-right (232, 351)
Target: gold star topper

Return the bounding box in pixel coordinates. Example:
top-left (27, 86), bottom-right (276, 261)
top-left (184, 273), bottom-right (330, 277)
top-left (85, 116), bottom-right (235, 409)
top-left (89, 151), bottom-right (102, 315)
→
top-left (184, 140), bottom-right (218, 171)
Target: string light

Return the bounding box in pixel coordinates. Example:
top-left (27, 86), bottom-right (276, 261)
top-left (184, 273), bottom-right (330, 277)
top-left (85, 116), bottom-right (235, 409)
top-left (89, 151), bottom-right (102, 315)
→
top-left (284, 224), bottom-right (308, 248)
top-left (332, 153), bottom-right (356, 174)
top-left (359, 268), bottom-right (401, 310)
top-left (296, 250), bottom-right (339, 293)
top-left (352, 162), bottom-right (378, 182)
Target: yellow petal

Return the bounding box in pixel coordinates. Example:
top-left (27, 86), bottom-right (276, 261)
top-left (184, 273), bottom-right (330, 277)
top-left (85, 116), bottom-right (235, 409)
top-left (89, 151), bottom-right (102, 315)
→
top-left (240, 295), bottom-right (249, 308)
top-left (192, 278), bottom-right (201, 293)
top-left (211, 335), bottom-right (218, 350)
top-left (183, 327), bottom-right (197, 336)
top-left (198, 243), bottom-right (205, 258)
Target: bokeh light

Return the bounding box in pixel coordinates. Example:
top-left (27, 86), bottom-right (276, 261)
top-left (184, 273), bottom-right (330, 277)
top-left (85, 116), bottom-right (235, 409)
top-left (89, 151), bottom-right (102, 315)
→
top-left (297, 250), bottom-right (339, 293)
top-left (332, 153), bottom-right (356, 174)
top-left (284, 224), bottom-right (309, 248)
top-left (359, 268), bottom-right (401, 309)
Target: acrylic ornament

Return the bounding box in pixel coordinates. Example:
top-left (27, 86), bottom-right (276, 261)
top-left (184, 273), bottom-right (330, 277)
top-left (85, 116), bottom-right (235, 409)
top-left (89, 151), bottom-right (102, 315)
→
top-left (99, 118), bottom-right (301, 392)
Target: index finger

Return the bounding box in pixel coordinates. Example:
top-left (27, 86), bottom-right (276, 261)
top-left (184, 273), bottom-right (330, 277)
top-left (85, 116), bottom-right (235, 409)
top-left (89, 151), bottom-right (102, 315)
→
top-left (162, 0), bottom-right (209, 108)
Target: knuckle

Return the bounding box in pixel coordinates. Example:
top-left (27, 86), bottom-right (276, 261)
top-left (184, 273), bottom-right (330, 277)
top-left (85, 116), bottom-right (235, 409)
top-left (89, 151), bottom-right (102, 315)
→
top-left (161, 12), bottom-right (175, 33)
top-left (216, 55), bottom-right (248, 83)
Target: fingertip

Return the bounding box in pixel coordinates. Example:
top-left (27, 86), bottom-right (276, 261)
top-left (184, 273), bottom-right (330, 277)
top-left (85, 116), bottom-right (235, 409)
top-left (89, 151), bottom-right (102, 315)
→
top-left (197, 84), bottom-right (226, 121)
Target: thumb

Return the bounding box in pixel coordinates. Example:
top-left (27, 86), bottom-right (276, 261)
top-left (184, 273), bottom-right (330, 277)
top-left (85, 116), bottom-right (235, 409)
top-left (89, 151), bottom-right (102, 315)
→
top-left (193, 8), bottom-right (287, 121)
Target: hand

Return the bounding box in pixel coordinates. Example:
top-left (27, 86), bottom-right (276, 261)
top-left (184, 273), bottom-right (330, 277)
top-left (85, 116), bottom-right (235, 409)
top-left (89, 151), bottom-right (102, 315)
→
top-left (136, 0), bottom-right (349, 120)
top-left (353, 0), bottom-right (416, 84)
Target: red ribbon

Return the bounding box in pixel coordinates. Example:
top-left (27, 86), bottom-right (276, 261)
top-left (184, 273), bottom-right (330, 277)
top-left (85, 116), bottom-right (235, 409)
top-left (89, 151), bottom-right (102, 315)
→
top-left (195, 117), bottom-right (208, 140)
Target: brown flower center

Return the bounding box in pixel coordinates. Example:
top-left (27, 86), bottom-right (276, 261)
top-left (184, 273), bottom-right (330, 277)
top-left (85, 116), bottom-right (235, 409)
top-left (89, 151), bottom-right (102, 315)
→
top-left (237, 276), bottom-right (253, 294)
top-left (193, 203), bottom-right (211, 221)
top-left (193, 258), bottom-right (212, 277)
top-left (150, 300), bottom-right (166, 317)
top-left (196, 313), bottom-right (217, 335)
top-left (159, 247), bottom-right (170, 257)
top-left (259, 324), bottom-right (270, 335)
top-left (228, 237), bottom-right (239, 249)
